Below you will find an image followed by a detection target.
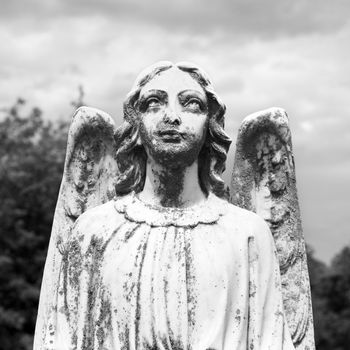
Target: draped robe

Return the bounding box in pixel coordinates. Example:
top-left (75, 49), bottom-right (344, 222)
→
top-left (44, 192), bottom-right (295, 350)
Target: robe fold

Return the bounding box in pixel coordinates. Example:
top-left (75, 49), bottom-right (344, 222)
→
top-left (43, 192), bottom-right (295, 350)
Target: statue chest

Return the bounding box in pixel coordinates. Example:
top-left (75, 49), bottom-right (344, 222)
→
top-left (95, 221), bottom-right (250, 349)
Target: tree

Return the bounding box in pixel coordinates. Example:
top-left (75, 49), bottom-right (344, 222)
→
top-left (322, 247), bottom-right (350, 348)
top-left (307, 246), bottom-right (332, 349)
top-left (0, 99), bottom-right (69, 349)
top-left (307, 245), bottom-right (350, 350)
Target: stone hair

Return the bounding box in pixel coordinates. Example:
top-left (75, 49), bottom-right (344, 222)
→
top-left (114, 61), bottom-right (232, 198)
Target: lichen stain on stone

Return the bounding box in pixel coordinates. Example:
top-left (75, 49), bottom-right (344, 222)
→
top-left (184, 230), bottom-right (198, 332)
top-left (118, 325), bottom-right (130, 350)
top-left (132, 232), bottom-right (150, 349)
top-left (231, 108), bottom-right (315, 349)
top-left (83, 237), bottom-right (105, 349)
top-left (235, 308), bottom-right (242, 324)
top-left (95, 293), bottom-right (113, 349)
top-left (63, 109), bottom-right (117, 222)
top-left (150, 164), bottom-right (186, 208)
top-left (60, 229), bottom-right (116, 349)
top-left (123, 223), bottom-right (141, 243)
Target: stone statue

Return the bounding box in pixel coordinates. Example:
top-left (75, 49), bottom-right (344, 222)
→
top-left (34, 61), bottom-right (313, 349)
top-left (231, 108), bottom-right (315, 349)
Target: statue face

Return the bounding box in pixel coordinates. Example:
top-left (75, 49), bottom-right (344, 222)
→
top-left (137, 67), bottom-right (209, 166)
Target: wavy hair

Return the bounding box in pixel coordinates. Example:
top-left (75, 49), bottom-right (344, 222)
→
top-left (114, 61), bottom-right (232, 198)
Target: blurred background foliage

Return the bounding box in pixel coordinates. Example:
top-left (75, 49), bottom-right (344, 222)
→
top-left (0, 98), bottom-right (349, 350)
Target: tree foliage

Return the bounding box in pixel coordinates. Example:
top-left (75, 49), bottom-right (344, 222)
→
top-left (0, 98), bottom-right (349, 349)
top-left (307, 246), bottom-right (350, 349)
top-left (0, 99), bottom-right (69, 349)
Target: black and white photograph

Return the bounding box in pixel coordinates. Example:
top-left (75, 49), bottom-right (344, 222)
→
top-left (1, 1), bottom-right (349, 349)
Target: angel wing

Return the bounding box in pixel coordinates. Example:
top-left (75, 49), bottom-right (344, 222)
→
top-left (230, 108), bottom-right (315, 350)
top-left (34, 106), bottom-right (118, 349)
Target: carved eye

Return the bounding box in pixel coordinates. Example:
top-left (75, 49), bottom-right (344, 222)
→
top-left (184, 98), bottom-right (203, 112)
top-left (146, 97), bottom-right (161, 109)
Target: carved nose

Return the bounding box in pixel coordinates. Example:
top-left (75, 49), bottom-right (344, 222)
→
top-left (164, 109), bottom-right (181, 125)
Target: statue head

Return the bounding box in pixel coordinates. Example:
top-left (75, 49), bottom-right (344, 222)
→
top-left (115, 61), bottom-right (232, 198)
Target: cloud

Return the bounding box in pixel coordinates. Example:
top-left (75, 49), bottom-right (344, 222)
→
top-left (299, 121), bottom-right (314, 132)
top-left (1, 0), bottom-right (350, 39)
top-left (0, 0), bottom-right (349, 263)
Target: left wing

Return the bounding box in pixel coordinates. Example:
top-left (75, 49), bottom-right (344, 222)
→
top-left (230, 107), bottom-right (315, 350)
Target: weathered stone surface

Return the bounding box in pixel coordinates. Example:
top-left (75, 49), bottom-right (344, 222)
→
top-left (34, 63), bottom-right (298, 349)
top-left (34, 107), bottom-right (118, 349)
top-left (230, 107), bottom-right (315, 350)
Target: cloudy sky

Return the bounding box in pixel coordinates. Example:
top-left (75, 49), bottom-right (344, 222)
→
top-left (1, 0), bottom-right (349, 263)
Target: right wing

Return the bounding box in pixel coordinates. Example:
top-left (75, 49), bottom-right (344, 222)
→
top-left (34, 106), bottom-right (118, 349)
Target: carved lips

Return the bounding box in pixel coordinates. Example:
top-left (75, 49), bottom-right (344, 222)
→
top-left (156, 128), bottom-right (183, 142)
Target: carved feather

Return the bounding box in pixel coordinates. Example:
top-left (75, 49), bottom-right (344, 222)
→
top-left (34, 106), bottom-right (118, 349)
top-left (230, 107), bottom-right (315, 350)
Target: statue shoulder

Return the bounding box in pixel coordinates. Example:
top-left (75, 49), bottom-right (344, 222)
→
top-left (68, 198), bottom-right (126, 249)
top-left (219, 197), bottom-right (262, 224)
top-left (220, 199), bottom-right (274, 245)
top-left (219, 200), bottom-right (277, 269)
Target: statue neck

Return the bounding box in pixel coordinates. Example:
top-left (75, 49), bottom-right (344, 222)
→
top-left (139, 159), bottom-right (206, 208)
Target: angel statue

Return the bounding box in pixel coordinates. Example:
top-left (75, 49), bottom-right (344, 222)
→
top-left (34, 61), bottom-right (314, 350)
